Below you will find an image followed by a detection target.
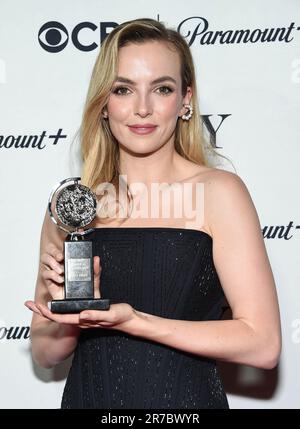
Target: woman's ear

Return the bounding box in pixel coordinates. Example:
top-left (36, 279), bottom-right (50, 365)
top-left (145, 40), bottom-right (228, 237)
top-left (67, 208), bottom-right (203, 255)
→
top-left (179, 86), bottom-right (193, 117)
top-left (184, 86), bottom-right (193, 106)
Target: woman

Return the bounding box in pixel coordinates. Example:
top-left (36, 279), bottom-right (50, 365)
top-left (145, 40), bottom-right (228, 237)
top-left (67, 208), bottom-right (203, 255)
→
top-left (25, 18), bottom-right (281, 409)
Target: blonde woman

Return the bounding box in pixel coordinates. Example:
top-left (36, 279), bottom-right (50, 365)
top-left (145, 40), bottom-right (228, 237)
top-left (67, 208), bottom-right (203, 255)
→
top-left (25, 18), bottom-right (281, 409)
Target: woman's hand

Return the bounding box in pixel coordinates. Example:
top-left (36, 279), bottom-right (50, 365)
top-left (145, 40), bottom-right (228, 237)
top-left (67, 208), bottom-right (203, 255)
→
top-left (25, 251), bottom-right (138, 333)
top-left (39, 242), bottom-right (65, 300)
top-left (25, 300), bottom-right (137, 332)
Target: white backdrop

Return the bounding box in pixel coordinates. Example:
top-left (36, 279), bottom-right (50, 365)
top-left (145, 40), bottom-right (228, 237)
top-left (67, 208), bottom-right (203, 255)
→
top-left (0, 0), bottom-right (299, 409)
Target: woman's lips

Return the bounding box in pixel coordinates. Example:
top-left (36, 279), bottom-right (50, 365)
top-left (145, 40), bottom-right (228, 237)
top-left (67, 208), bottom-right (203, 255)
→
top-left (128, 125), bottom-right (157, 135)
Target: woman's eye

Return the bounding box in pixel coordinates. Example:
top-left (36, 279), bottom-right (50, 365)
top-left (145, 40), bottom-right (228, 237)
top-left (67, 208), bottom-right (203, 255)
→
top-left (113, 86), bottom-right (128, 95)
top-left (111, 85), bottom-right (174, 96)
top-left (156, 86), bottom-right (173, 95)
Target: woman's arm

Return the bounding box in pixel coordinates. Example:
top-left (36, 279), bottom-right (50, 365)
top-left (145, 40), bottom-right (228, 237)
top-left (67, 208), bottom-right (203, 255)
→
top-left (125, 171), bottom-right (282, 369)
top-left (29, 209), bottom-right (81, 369)
top-left (28, 171), bottom-right (281, 370)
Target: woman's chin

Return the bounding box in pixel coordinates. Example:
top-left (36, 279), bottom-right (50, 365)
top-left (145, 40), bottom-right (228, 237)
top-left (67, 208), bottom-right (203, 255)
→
top-left (118, 142), bottom-right (163, 157)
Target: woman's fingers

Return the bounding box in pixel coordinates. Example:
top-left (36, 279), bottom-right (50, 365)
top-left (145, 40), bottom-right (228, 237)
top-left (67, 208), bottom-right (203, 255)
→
top-left (46, 243), bottom-right (64, 261)
top-left (42, 268), bottom-right (64, 285)
top-left (25, 300), bottom-right (97, 326)
top-left (94, 256), bottom-right (101, 299)
top-left (41, 253), bottom-right (64, 274)
top-left (34, 303), bottom-right (102, 328)
top-left (24, 301), bottom-right (134, 333)
top-left (40, 265), bottom-right (65, 300)
top-left (35, 303), bottom-right (80, 324)
top-left (24, 300), bottom-right (43, 316)
top-left (39, 245), bottom-right (65, 301)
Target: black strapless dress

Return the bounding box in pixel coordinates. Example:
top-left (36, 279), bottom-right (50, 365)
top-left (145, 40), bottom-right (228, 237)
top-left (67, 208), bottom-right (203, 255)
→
top-left (61, 227), bottom-right (229, 409)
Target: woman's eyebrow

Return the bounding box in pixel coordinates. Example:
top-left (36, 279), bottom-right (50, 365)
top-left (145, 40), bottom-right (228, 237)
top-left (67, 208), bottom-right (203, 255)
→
top-left (115, 75), bottom-right (177, 85)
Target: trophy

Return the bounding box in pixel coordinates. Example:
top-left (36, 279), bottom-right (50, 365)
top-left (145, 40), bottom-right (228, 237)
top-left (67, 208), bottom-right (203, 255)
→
top-left (47, 177), bottom-right (110, 313)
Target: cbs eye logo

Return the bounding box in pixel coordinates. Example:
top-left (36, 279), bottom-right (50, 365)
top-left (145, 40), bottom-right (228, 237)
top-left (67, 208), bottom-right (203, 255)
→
top-left (38, 21), bottom-right (118, 52)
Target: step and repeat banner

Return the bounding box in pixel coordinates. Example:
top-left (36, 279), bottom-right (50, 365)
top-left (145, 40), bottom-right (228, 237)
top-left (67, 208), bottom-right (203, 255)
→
top-left (0, 0), bottom-right (299, 409)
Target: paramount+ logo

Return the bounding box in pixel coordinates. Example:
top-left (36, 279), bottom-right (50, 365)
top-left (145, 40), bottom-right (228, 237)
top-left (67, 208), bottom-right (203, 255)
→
top-left (38, 20), bottom-right (118, 52)
top-left (0, 325), bottom-right (30, 341)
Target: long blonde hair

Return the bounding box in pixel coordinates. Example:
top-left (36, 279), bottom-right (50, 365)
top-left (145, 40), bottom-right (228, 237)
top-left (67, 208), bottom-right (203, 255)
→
top-left (79, 18), bottom-right (226, 222)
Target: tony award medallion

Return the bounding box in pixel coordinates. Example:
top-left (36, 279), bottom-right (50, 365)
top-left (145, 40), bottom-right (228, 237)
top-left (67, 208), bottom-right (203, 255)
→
top-left (48, 177), bottom-right (110, 313)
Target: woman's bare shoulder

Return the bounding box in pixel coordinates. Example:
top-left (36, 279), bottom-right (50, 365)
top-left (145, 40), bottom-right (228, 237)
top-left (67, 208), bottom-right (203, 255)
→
top-left (193, 167), bottom-right (248, 195)
top-left (195, 168), bottom-right (252, 237)
top-left (196, 166), bottom-right (241, 182)
top-left (180, 165), bottom-right (247, 204)
top-left (186, 165), bottom-right (243, 188)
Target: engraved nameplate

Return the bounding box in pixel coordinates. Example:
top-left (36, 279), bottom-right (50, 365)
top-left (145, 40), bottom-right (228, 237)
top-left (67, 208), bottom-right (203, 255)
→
top-left (67, 258), bottom-right (91, 282)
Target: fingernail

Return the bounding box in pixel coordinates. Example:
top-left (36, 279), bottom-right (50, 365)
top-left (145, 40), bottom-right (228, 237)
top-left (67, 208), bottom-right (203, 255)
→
top-left (81, 312), bottom-right (90, 318)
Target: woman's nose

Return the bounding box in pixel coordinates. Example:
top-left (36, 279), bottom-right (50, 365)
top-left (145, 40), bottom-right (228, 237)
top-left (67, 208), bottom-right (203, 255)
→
top-left (134, 94), bottom-right (153, 117)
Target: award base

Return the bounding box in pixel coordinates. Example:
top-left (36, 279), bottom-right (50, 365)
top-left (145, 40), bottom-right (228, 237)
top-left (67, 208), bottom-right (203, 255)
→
top-left (50, 298), bottom-right (110, 314)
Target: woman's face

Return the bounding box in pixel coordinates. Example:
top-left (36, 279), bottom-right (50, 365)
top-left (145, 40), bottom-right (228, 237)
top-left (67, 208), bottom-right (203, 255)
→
top-left (105, 41), bottom-right (192, 155)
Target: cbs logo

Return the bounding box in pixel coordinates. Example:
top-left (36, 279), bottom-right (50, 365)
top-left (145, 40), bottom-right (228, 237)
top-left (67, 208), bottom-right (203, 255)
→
top-left (38, 21), bottom-right (118, 52)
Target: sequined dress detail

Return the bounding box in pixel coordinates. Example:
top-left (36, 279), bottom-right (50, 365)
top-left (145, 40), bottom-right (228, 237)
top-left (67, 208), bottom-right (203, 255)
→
top-left (61, 227), bottom-right (229, 409)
